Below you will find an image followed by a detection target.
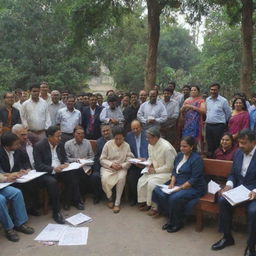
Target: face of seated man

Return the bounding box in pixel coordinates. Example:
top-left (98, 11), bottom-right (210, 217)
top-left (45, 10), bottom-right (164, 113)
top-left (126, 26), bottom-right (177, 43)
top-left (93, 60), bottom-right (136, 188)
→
top-left (131, 121), bottom-right (142, 137)
top-left (238, 136), bottom-right (256, 155)
top-left (74, 128), bottom-right (85, 144)
top-left (101, 126), bottom-right (111, 140)
top-left (48, 130), bottom-right (62, 147)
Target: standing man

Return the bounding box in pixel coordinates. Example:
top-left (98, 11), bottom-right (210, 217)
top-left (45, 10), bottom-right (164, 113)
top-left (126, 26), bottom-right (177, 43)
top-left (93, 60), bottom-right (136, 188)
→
top-left (82, 94), bottom-right (103, 140)
top-left (100, 95), bottom-right (124, 128)
top-left (205, 83), bottom-right (231, 156)
top-left (211, 129), bottom-right (256, 256)
top-left (168, 81), bottom-right (183, 107)
top-left (91, 124), bottom-right (112, 204)
top-left (56, 95), bottom-right (81, 144)
top-left (139, 90), bottom-right (148, 104)
top-left (137, 89), bottom-right (167, 130)
top-left (48, 90), bottom-right (65, 126)
top-left (0, 92), bottom-right (21, 133)
top-left (33, 126), bottom-right (74, 223)
top-left (13, 91), bottom-right (29, 112)
top-left (40, 81), bottom-right (51, 104)
top-left (125, 120), bottom-right (148, 206)
top-left (20, 84), bottom-right (51, 141)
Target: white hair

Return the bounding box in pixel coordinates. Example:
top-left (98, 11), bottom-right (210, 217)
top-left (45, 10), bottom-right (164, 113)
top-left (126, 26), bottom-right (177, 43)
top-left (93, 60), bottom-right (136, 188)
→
top-left (12, 124), bottom-right (26, 134)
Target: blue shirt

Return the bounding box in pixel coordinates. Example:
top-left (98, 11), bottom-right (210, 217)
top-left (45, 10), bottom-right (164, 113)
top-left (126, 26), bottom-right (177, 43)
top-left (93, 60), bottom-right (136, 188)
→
top-left (135, 134), bottom-right (141, 158)
top-left (206, 95), bottom-right (231, 124)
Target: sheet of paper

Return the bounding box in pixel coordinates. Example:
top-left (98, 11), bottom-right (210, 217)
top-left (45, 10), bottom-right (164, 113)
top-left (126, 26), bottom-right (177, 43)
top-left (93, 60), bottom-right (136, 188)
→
top-left (141, 167), bottom-right (149, 174)
top-left (161, 186), bottom-right (180, 194)
top-left (66, 213), bottom-right (92, 226)
top-left (208, 180), bottom-right (221, 194)
top-left (62, 162), bottom-right (82, 172)
top-left (0, 182), bottom-right (13, 189)
top-left (59, 227), bottom-right (89, 246)
top-left (35, 224), bottom-right (68, 241)
top-left (79, 159), bottom-right (94, 166)
top-left (222, 185), bottom-right (251, 206)
top-left (15, 170), bottom-right (47, 183)
top-left (128, 158), bottom-right (150, 166)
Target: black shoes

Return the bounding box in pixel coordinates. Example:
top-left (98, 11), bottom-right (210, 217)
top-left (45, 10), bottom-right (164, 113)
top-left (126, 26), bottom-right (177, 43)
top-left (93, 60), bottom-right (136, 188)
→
top-left (211, 237), bottom-right (235, 250)
top-left (14, 224), bottom-right (34, 234)
top-left (93, 197), bottom-right (101, 204)
top-left (244, 247), bottom-right (256, 256)
top-left (74, 202), bottom-right (85, 210)
top-left (5, 229), bottom-right (19, 242)
top-left (53, 212), bottom-right (65, 224)
top-left (166, 225), bottom-right (183, 233)
top-left (162, 223), bottom-right (172, 230)
top-left (27, 208), bottom-right (41, 216)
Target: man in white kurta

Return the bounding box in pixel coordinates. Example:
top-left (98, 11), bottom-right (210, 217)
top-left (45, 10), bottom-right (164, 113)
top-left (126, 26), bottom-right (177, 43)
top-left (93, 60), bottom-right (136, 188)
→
top-left (137, 128), bottom-right (177, 207)
top-left (100, 139), bottom-right (134, 207)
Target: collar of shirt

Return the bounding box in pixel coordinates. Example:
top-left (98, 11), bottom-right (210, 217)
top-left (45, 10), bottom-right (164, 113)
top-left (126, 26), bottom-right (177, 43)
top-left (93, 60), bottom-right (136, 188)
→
top-left (65, 107), bottom-right (75, 113)
top-left (48, 141), bottom-right (57, 151)
top-left (244, 145), bottom-right (256, 158)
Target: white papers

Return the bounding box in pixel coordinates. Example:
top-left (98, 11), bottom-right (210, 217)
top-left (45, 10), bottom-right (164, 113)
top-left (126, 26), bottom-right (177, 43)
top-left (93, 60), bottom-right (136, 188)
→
top-left (208, 180), bottom-right (221, 194)
top-left (129, 158), bottom-right (150, 166)
top-left (66, 213), bottom-right (92, 226)
top-left (35, 224), bottom-right (89, 246)
top-left (0, 182), bottom-right (13, 189)
top-left (35, 224), bottom-right (68, 241)
top-left (15, 170), bottom-right (46, 183)
top-left (160, 185), bottom-right (180, 194)
top-left (59, 227), bottom-right (89, 246)
top-left (141, 167), bottom-right (149, 174)
top-left (222, 185), bottom-right (251, 206)
top-left (62, 159), bottom-right (94, 172)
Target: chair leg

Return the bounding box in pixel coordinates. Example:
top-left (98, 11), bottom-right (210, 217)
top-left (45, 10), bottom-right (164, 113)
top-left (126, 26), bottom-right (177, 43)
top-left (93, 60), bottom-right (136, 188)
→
top-left (196, 208), bottom-right (203, 232)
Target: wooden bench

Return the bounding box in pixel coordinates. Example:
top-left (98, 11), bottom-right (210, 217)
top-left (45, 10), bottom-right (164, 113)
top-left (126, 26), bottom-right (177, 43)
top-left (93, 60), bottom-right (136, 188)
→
top-left (41, 139), bottom-right (97, 215)
top-left (195, 158), bottom-right (246, 232)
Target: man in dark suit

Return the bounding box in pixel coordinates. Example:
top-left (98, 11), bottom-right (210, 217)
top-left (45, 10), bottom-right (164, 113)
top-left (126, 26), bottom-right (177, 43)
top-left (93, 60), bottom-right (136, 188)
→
top-left (125, 120), bottom-right (149, 205)
top-left (0, 92), bottom-right (21, 133)
top-left (33, 126), bottom-right (77, 224)
top-left (91, 124), bottom-right (112, 204)
top-left (81, 94), bottom-right (103, 140)
top-left (211, 129), bottom-right (256, 256)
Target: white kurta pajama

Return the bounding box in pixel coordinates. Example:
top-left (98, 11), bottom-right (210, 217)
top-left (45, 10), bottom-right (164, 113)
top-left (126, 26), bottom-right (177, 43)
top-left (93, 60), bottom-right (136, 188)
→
top-left (137, 138), bottom-right (177, 206)
top-left (100, 140), bottom-right (134, 206)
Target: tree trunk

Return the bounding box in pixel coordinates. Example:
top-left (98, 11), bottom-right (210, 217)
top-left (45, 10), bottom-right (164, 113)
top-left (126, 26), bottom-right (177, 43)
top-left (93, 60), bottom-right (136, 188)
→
top-left (144, 0), bottom-right (161, 91)
top-left (240, 0), bottom-right (253, 97)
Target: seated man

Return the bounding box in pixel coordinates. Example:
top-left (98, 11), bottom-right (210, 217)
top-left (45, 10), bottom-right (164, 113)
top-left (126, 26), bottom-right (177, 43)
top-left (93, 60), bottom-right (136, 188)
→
top-left (0, 173), bottom-right (34, 242)
top-left (33, 126), bottom-right (77, 224)
top-left (211, 129), bottom-right (256, 256)
top-left (64, 126), bottom-right (94, 210)
top-left (125, 120), bottom-right (148, 206)
top-left (90, 124), bottom-right (112, 204)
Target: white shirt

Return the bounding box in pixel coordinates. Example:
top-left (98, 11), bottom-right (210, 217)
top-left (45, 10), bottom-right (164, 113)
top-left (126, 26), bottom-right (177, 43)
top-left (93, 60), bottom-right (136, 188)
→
top-left (13, 101), bottom-right (22, 112)
top-left (176, 157), bottom-right (187, 174)
top-left (135, 133), bottom-right (141, 158)
top-left (20, 98), bottom-right (51, 131)
top-left (226, 146), bottom-right (256, 192)
top-left (26, 144), bottom-right (34, 168)
top-left (4, 148), bottom-right (14, 171)
top-left (49, 143), bottom-right (61, 174)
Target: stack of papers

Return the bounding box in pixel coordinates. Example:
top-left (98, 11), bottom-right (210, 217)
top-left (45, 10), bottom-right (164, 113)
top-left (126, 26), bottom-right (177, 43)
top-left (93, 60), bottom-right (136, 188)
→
top-left (159, 184), bottom-right (180, 194)
top-left (128, 158), bottom-right (150, 166)
top-left (66, 213), bottom-right (92, 226)
top-left (16, 170), bottom-right (46, 183)
top-left (35, 223), bottom-right (89, 246)
top-left (208, 180), bottom-right (221, 194)
top-left (222, 185), bottom-right (251, 206)
top-left (62, 159), bottom-right (94, 172)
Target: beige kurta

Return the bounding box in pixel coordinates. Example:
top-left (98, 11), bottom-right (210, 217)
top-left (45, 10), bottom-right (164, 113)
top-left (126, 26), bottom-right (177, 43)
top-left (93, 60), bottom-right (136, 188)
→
top-left (137, 138), bottom-right (177, 206)
top-left (100, 139), bottom-right (134, 204)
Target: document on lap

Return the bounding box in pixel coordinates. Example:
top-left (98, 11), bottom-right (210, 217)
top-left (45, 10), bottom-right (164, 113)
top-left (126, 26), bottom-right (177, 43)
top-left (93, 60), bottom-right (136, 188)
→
top-left (62, 159), bottom-right (94, 172)
top-left (208, 180), bottom-right (221, 194)
top-left (160, 184), bottom-right (180, 194)
top-left (222, 185), bottom-right (251, 206)
top-left (129, 158), bottom-right (150, 166)
top-left (0, 182), bottom-right (13, 189)
top-left (15, 170), bottom-right (47, 183)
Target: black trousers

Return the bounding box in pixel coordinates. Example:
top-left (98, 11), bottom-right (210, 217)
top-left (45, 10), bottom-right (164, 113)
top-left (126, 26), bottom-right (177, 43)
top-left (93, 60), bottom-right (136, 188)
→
top-left (127, 165), bottom-right (142, 202)
top-left (218, 196), bottom-right (256, 248)
top-left (90, 171), bottom-right (103, 199)
top-left (205, 123), bottom-right (226, 155)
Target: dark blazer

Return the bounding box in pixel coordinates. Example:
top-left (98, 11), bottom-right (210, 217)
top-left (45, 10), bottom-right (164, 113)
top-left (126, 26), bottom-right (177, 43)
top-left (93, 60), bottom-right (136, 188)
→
top-left (228, 148), bottom-right (256, 191)
top-left (0, 145), bottom-right (25, 173)
top-left (81, 105), bottom-right (103, 140)
top-left (0, 106), bottom-right (21, 128)
top-left (33, 138), bottom-right (67, 173)
top-left (172, 152), bottom-right (206, 195)
top-left (125, 130), bottom-right (149, 159)
top-left (92, 137), bottom-right (108, 173)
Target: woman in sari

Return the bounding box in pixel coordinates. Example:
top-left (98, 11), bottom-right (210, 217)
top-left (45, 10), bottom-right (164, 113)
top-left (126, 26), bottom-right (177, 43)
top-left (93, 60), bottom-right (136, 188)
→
top-left (228, 97), bottom-right (249, 140)
top-left (180, 86), bottom-right (206, 150)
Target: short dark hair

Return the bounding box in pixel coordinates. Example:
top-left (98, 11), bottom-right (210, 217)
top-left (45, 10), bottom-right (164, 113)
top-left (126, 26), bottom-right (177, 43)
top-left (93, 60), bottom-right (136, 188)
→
top-left (73, 125), bottom-right (84, 133)
top-left (1, 132), bottom-right (19, 147)
top-left (107, 95), bottom-right (118, 102)
top-left (112, 126), bottom-right (125, 137)
top-left (181, 136), bottom-right (196, 148)
top-left (163, 87), bottom-right (172, 93)
top-left (46, 126), bottom-right (60, 137)
top-left (237, 129), bottom-right (256, 142)
top-left (182, 85), bottom-right (191, 90)
top-left (67, 95), bottom-right (76, 101)
top-left (29, 83), bottom-right (40, 91)
top-left (168, 81), bottom-right (176, 88)
top-left (232, 97), bottom-right (247, 111)
top-left (210, 83), bottom-right (220, 89)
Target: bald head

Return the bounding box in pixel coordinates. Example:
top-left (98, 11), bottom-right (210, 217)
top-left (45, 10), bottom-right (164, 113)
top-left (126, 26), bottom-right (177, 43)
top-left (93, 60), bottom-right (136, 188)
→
top-left (131, 120), bottom-right (142, 136)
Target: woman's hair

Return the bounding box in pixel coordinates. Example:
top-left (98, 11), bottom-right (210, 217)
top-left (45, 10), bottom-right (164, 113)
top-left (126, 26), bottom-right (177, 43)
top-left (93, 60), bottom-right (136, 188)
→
top-left (190, 85), bottom-right (200, 93)
top-left (232, 97), bottom-right (247, 111)
top-left (112, 126), bottom-right (125, 137)
top-left (221, 132), bottom-right (234, 147)
top-left (181, 136), bottom-right (196, 151)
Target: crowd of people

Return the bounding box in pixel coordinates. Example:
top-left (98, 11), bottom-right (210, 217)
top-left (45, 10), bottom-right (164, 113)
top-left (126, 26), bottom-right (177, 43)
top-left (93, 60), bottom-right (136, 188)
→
top-left (0, 81), bottom-right (256, 256)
